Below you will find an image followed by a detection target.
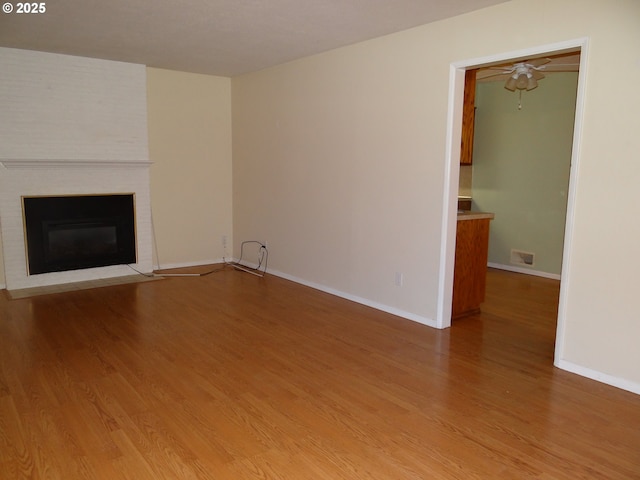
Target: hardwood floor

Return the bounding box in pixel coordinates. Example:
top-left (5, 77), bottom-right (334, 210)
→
top-left (1, 267), bottom-right (639, 479)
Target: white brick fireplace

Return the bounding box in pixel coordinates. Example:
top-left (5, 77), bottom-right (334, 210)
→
top-left (0, 48), bottom-right (153, 291)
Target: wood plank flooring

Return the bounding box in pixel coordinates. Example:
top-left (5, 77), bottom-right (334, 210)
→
top-left (1, 266), bottom-right (639, 479)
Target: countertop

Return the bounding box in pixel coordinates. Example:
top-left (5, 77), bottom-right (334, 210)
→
top-left (457, 211), bottom-right (495, 221)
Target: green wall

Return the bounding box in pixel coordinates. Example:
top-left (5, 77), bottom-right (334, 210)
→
top-left (472, 72), bottom-right (578, 276)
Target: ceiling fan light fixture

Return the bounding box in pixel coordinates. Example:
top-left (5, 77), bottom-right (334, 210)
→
top-left (504, 64), bottom-right (541, 91)
top-left (504, 75), bottom-right (518, 91)
top-left (515, 73), bottom-right (530, 90)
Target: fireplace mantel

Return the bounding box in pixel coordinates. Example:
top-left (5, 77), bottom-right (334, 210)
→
top-left (1, 159), bottom-right (152, 169)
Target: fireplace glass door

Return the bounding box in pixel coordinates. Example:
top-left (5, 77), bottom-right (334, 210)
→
top-left (23, 194), bottom-right (136, 275)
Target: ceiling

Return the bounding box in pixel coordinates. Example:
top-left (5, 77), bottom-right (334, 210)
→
top-left (0, 0), bottom-right (508, 77)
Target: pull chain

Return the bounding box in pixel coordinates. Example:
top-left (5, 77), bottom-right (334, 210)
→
top-left (518, 89), bottom-right (523, 110)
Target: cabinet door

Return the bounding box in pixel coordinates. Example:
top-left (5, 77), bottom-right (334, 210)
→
top-left (460, 69), bottom-right (477, 165)
top-left (452, 218), bottom-right (490, 319)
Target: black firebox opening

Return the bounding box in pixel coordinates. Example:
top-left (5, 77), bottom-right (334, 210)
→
top-left (23, 194), bottom-right (137, 275)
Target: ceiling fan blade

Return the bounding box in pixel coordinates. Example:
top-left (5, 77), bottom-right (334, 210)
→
top-left (531, 70), bottom-right (545, 80)
top-left (476, 70), bottom-right (512, 80)
top-left (528, 58), bottom-right (551, 67)
top-left (542, 63), bottom-right (580, 71)
top-left (483, 66), bottom-right (515, 73)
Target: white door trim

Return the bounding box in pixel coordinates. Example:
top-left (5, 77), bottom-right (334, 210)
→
top-left (437, 36), bottom-right (590, 367)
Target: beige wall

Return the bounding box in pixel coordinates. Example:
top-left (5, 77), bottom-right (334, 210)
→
top-left (147, 68), bottom-right (232, 268)
top-left (233, 31), bottom-right (444, 322)
top-left (232, 0), bottom-right (640, 390)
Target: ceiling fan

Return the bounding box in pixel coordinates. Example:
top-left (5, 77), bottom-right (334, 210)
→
top-left (478, 55), bottom-right (580, 92)
top-left (482, 58), bottom-right (550, 91)
top-left (477, 54), bottom-right (580, 109)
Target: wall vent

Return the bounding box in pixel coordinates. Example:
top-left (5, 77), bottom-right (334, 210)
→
top-left (510, 249), bottom-right (535, 267)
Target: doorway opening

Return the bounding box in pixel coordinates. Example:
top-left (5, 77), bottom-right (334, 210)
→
top-left (438, 38), bottom-right (589, 369)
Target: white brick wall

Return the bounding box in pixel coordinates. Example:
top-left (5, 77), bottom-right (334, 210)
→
top-left (0, 48), bottom-right (152, 290)
top-left (0, 47), bottom-right (148, 161)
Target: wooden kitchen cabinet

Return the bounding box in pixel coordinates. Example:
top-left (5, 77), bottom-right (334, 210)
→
top-left (460, 69), bottom-right (477, 165)
top-left (452, 213), bottom-right (494, 319)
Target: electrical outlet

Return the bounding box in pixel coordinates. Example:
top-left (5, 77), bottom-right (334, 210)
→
top-left (222, 235), bottom-right (228, 248)
top-left (394, 272), bottom-right (403, 287)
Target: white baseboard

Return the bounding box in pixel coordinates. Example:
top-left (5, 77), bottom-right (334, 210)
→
top-left (153, 258), bottom-right (225, 271)
top-left (488, 262), bottom-right (561, 280)
top-left (0, 283), bottom-right (6, 290)
top-left (555, 359), bottom-right (640, 395)
top-left (265, 267), bottom-right (437, 328)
